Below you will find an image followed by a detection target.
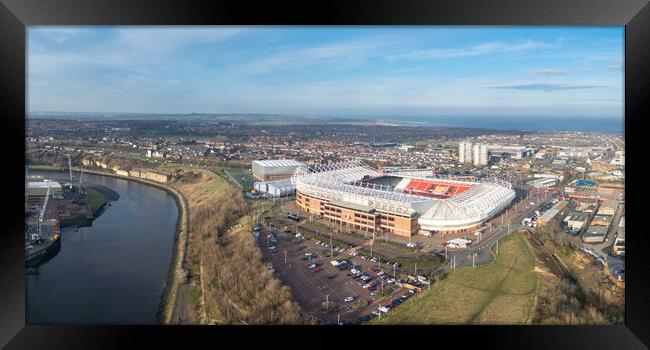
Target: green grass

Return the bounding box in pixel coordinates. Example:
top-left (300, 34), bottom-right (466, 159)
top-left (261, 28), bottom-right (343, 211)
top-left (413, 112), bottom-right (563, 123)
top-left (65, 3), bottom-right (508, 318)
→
top-left (213, 166), bottom-right (255, 190)
top-left (351, 298), bottom-right (369, 309)
top-left (369, 232), bottom-right (538, 325)
top-left (377, 240), bottom-right (419, 253)
top-left (190, 285), bottom-right (202, 306)
top-left (85, 187), bottom-right (107, 216)
top-left (356, 248), bottom-right (444, 271)
top-left (206, 176), bottom-right (229, 194)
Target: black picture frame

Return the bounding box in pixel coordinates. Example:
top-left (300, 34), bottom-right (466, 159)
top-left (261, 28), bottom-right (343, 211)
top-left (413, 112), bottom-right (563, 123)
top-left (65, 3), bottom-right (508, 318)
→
top-left (1, 0), bottom-right (648, 348)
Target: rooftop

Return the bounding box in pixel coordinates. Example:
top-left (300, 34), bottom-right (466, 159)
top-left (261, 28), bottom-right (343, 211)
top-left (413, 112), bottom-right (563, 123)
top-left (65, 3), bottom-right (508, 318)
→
top-left (252, 159), bottom-right (304, 168)
top-left (27, 181), bottom-right (62, 189)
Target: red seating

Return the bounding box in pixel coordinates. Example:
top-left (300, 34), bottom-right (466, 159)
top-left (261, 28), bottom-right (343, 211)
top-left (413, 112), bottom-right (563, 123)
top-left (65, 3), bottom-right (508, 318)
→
top-left (404, 180), bottom-right (471, 198)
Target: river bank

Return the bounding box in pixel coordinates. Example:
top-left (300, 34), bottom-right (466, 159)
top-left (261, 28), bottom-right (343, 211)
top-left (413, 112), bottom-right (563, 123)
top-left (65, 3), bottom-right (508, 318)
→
top-left (27, 164), bottom-right (188, 324)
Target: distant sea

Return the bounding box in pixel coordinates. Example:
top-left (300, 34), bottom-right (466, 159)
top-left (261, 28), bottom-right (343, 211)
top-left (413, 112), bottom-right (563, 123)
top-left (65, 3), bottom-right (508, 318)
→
top-left (362, 116), bottom-right (624, 134)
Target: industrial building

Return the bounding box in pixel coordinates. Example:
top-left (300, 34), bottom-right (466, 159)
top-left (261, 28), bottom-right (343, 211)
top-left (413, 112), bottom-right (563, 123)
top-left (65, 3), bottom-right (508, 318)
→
top-left (293, 160), bottom-right (515, 237)
top-left (26, 180), bottom-right (62, 200)
top-left (613, 216), bottom-right (625, 256)
top-left (527, 177), bottom-right (559, 188)
top-left (486, 145), bottom-right (533, 160)
top-left (538, 200), bottom-right (569, 226)
top-left (582, 225), bottom-right (608, 243)
top-left (251, 159), bottom-right (305, 181)
top-left (591, 214), bottom-right (613, 227)
top-left (563, 211), bottom-right (590, 232)
top-left (458, 142), bottom-right (531, 166)
top-left (253, 178), bottom-right (295, 197)
top-left (597, 199), bottom-right (619, 216)
top-left (575, 201), bottom-right (598, 213)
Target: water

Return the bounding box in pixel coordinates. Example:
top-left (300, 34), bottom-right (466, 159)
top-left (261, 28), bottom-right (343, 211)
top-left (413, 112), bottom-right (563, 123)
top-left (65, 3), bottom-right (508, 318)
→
top-left (26, 171), bottom-right (178, 324)
top-left (354, 115), bottom-right (624, 133)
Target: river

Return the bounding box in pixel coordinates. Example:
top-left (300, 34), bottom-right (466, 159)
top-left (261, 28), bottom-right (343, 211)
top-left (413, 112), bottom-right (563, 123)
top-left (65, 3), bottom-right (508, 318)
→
top-left (26, 171), bottom-right (178, 324)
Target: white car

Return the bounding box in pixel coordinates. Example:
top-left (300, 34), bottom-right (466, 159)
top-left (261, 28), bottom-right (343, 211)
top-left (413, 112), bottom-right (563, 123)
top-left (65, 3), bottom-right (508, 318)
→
top-left (269, 246), bottom-right (276, 250)
top-left (308, 263), bottom-right (317, 269)
top-left (351, 268), bottom-right (360, 274)
top-left (387, 278), bottom-right (396, 284)
top-left (378, 306), bottom-right (390, 313)
top-left (406, 242), bottom-right (417, 248)
top-left (344, 296), bottom-right (355, 302)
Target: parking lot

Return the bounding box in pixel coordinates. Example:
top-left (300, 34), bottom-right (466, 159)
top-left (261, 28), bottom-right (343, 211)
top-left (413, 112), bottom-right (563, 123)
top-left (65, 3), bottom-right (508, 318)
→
top-left (258, 224), bottom-right (412, 324)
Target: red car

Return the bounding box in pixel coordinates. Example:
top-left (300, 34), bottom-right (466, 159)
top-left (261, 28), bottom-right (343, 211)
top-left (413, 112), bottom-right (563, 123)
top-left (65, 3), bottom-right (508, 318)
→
top-left (312, 267), bottom-right (321, 273)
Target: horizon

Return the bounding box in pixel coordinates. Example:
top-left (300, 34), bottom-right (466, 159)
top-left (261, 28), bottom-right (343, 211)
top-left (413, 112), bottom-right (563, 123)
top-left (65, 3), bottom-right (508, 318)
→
top-left (28, 26), bottom-right (624, 120)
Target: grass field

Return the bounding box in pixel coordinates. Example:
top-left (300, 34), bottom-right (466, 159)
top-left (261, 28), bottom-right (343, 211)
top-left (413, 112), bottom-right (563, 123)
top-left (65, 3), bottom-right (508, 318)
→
top-left (370, 232), bottom-right (538, 325)
top-left (214, 166), bottom-right (255, 190)
top-left (206, 176), bottom-right (230, 194)
top-left (85, 187), bottom-right (107, 216)
top-left (356, 248), bottom-right (444, 271)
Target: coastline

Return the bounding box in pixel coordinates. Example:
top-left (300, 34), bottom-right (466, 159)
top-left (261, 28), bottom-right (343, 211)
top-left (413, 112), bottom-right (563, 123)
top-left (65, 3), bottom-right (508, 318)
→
top-left (27, 164), bottom-right (188, 325)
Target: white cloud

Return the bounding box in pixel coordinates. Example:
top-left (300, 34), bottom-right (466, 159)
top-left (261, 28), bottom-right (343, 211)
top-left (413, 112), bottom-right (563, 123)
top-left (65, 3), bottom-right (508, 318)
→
top-left (234, 39), bottom-right (389, 74)
top-left (36, 28), bottom-right (86, 43)
top-left (113, 27), bottom-right (245, 55)
top-left (533, 68), bottom-right (569, 76)
top-left (387, 39), bottom-right (554, 60)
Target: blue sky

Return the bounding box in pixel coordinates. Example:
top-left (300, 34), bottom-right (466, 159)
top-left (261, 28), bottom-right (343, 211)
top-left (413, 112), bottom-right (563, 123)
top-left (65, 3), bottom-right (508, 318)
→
top-left (28, 26), bottom-right (623, 119)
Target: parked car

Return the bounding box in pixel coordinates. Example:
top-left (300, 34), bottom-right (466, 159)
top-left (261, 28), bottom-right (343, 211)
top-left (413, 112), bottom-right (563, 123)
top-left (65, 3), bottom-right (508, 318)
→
top-left (312, 267), bottom-right (321, 273)
top-left (344, 296), bottom-right (355, 302)
top-left (378, 306), bottom-right (390, 313)
top-left (308, 263), bottom-right (317, 269)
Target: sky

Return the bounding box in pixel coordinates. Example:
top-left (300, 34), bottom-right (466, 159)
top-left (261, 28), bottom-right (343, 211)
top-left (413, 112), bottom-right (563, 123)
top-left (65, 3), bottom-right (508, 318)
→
top-left (28, 26), bottom-right (624, 119)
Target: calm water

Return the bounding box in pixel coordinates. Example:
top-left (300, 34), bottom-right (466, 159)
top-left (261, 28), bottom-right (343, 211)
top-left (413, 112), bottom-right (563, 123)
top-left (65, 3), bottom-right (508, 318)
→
top-left (26, 171), bottom-right (178, 324)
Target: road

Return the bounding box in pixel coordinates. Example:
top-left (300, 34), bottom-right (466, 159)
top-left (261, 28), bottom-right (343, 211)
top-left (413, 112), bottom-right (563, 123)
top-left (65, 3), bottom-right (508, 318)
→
top-left (447, 189), bottom-right (555, 269)
top-left (171, 280), bottom-right (191, 324)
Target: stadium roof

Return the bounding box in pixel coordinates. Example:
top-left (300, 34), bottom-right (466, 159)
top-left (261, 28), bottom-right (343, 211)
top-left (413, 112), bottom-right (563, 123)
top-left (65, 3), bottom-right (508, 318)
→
top-left (293, 160), bottom-right (515, 227)
top-left (252, 159), bottom-right (304, 168)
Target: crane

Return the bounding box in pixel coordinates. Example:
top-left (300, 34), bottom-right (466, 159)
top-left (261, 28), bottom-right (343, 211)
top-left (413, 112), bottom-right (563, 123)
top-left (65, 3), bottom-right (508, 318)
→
top-left (65, 154), bottom-right (73, 181)
top-left (35, 182), bottom-right (51, 242)
top-left (79, 168), bottom-right (84, 196)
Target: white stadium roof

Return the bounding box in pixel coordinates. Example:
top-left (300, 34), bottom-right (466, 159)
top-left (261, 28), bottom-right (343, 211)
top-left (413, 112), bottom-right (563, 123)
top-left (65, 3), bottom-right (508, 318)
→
top-left (293, 160), bottom-right (515, 231)
top-left (252, 159), bottom-right (304, 168)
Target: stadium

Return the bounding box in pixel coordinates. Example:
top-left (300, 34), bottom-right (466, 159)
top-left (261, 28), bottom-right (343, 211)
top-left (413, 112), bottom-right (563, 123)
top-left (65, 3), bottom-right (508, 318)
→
top-left (292, 161), bottom-right (515, 237)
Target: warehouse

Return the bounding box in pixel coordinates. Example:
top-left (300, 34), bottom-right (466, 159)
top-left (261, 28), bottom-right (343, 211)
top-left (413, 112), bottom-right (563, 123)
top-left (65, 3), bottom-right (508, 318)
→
top-left (563, 211), bottom-right (590, 232)
top-left (575, 201), bottom-right (598, 213)
top-left (253, 178), bottom-right (295, 197)
top-left (527, 177), bottom-right (558, 188)
top-left (27, 180), bottom-right (62, 199)
top-left (251, 159), bottom-right (305, 181)
top-left (613, 216), bottom-right (625, 256)
top-left (582, 225), bottom-right (608, 243)
top-left (591, 214), bottom-right (613, 227)
top-left (597, 199), bottom-right (619, 216)
top-left (538, 200), bottom-right (569, 226)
